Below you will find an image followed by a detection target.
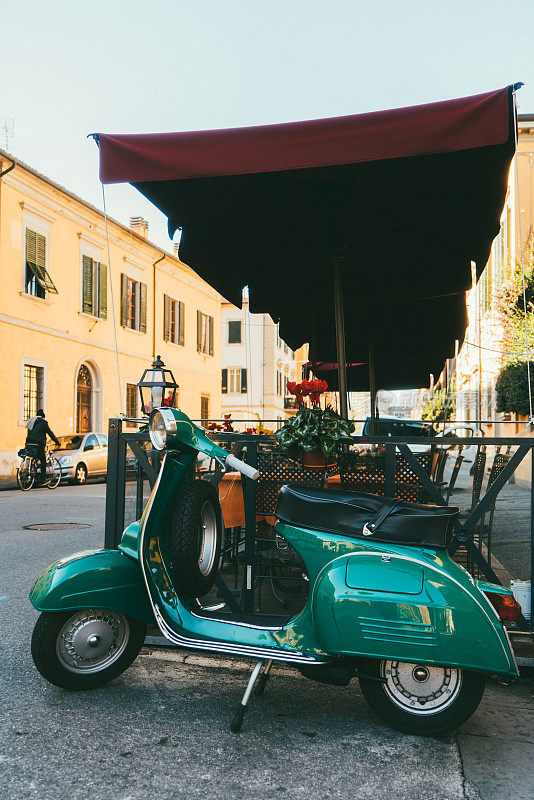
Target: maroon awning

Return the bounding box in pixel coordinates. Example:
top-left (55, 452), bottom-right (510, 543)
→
top-left (99, 87), bottom-right (510, 184)
top-left (95, 86), bottom-right (517, 391)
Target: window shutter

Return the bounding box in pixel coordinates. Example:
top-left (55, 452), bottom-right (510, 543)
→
top-left (120, 273), bottom-right (128, 327)
top-left (241, 368), bottom-right (247, 393)
top-left (26, 229), bottom-right (37, 262)
top-left (98, 262), bottom-right (107, 319)
top-left (82, 256), bottom-right (93, 314)
top-left (178, 301), bottom-right (185, 346)
top-left (163, 294), bottom-right (170, 341)
top-left (208, 315), bottom-right (214, 356)
top-left (139, 282), bottom-right (147, 333)
top-left (222, 368), bottom-right (227, 393)
top-left (197, 310), bottom-right (202, 352)
top-left (36, 233), bottom-right (46, 269)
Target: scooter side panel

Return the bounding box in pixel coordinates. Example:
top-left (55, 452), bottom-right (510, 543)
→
top-left (312, 550), bottom-right (517, 676)
top-left (29, 549), bottom-right (155, 625)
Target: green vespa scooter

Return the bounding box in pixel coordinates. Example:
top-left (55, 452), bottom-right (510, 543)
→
top-left (30, 406), bottom-right (521, 735)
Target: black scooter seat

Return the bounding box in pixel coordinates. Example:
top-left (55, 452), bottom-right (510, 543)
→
top-left (276, 485), bottom-right (458, 548)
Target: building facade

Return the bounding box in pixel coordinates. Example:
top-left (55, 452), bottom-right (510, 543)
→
top-left (220, 296), bottom-right (307, 430)
top-left (454, 116), bottom-right (534, 430)
top-left (0, 150), bottom-right (222, 481)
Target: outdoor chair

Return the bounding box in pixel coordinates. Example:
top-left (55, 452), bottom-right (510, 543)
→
top-left (470, 445), bottom-right (487, 512)
top-left (431, 448), bottom-right (449, 493)
top-left (477, 452), bottom-right (512, 568)
top-left (445, 446), bottom-right (465, 503)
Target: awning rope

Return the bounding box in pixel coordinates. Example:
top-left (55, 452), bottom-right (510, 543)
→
top-left (513, 88), bottom-right (533, 426)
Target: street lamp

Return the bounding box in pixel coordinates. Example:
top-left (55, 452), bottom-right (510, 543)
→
top-left (137, 355), bottom-right (179, 416)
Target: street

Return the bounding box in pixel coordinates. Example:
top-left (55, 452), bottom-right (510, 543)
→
top-left (0, 484), bottom-right (532, 800)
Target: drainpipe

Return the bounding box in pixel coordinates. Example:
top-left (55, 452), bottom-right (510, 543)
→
top-left (152, 255), bottom-right (166, 358)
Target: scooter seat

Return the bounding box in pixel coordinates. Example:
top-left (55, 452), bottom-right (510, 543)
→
top-left (276, 485), bottom-right (458, 548)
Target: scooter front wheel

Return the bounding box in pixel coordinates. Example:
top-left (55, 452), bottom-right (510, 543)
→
top-left (31, 609), bottom-right (146, 689)
top-left (359, 659), bottom-right (485, 735)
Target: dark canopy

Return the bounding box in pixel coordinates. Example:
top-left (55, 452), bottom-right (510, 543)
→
top-left (97, 86), bottom-right (517, 389)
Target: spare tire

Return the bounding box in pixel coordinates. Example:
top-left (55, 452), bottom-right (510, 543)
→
top-left (168, 479), bottom-right (223, 597)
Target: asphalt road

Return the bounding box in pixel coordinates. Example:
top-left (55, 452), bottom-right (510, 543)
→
top-left (0, 484), bottom-right (533, 800)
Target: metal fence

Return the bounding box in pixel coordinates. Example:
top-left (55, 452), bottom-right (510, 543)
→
top-left (104, 417), bottom-right (534, 632)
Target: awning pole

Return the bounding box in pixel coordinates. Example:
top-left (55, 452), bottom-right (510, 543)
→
top-left (369, 334), bottom-right (377, 434)
top-left (332, 255), bottom-right (349, 420)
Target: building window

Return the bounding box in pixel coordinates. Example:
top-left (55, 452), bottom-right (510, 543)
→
top-left (197, 311), bottom-right (214, 355)
top-left (23, 364), bottom-right (44, 421)
top-left (121, 274), bottom-right (147, 332)
top-left (222, 368), bottom-right (247, 394)
top-left (277, 370), bottom-right (284, 396)
top-left (201, 394), bottom-right (210, 423)
top-left (82, 256), bottom-right (107, 319)
top-left (126, 383), bottom-right (138, 427)
top-left (163, 295), bottom-right (185, 345)
top-left (228, 320), bottom-right (242, 344)
top-left (24, 228), bottom-right (57, 298)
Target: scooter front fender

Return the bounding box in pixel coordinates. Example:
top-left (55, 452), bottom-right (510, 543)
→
top-left (29, 549), bottom-right (155, 625)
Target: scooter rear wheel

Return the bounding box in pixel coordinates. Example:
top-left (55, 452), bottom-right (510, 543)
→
top-left (168, 479), bottom-right (223, 598)
top-left (359, 659), bottom-right (485, 735)
top-left (31, 609), bottom-right (146, 689)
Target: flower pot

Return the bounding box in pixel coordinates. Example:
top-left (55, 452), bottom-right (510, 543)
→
top-left (301, 449), bottom-right (335, 470)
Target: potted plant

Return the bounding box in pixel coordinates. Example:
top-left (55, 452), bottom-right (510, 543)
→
top-left (275, 379), bottom-right (354, 468)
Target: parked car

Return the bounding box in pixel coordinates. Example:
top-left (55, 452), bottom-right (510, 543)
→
top-left (52, 433), bottom-right (108, 484)
top-left (360, 415), bottom-right (436, 453)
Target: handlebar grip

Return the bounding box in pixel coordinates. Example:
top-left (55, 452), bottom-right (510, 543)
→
top-left (225, 453), bottom-right (259, 481)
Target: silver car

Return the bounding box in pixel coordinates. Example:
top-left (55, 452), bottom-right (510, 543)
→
top-left (53, 433), bottom-right (108, 484)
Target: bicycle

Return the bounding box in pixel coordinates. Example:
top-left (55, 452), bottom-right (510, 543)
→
top-left (17, 445), bottom-right (61, 491)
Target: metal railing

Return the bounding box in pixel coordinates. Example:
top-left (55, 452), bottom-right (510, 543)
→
top-left (104, 418), bottom-right (534, 631)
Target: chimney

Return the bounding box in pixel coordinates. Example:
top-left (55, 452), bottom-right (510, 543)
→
top-left (129, 216), bottom-right (149, 239)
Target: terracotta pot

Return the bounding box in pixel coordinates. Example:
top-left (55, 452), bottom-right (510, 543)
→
top-left (301, 448), bottom-right (335, 469)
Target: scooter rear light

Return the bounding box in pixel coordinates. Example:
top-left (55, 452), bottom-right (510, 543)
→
top-left (483, 591), bottom-right (523, 623)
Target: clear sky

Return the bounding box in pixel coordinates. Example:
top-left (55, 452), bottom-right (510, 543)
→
top-left (2, 0), bottom-right (533, 250)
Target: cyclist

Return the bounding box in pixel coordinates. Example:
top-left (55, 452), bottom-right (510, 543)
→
top-left (25, 409), bottom-right (60, 486)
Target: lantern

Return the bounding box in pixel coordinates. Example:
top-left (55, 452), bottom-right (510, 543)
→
top-left (137, 355), bottom-right (178, 416)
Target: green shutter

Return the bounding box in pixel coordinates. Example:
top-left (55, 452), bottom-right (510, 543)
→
top-left (163, 294), bottom-right (170, 341)
top-left (197, 310), bottom-right (202, 352)
top-left (241, 368), bottom-right (247, 393)
top-left (139, 282), bottom-right (147, 333)
top-left (26, 229), bottom-right (37, 262)
top-left (82, 256), bottom-right (93, 314)
top-left (120, 273), bottom-right (128, 327)
top-left (208, 315), bottom-right (214, 357)
top-left (222, 368), bottom-right (227, 394)
top-left (98, 262), bottom-right (107, 319)
top-left (36, 233), bottom-right (46, 269)
top-left (178, 301), bottom-right (185, 346)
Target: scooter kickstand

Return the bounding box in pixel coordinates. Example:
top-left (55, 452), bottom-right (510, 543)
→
top-left (254, 659), bottom-right (273, 696)
top-left (230, 659), bottom-right (264, 733)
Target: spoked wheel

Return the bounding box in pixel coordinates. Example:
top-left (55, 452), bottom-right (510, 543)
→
top-left (359, 659), bottom-right (485, 735)
top-left (47, 458), bottom-right (61, 489)
top-left (31, 609), bottom-right (146, 689)
top-left (169, 479), bottom-right (223, 597)
top-left (17, 457), bottom-right (35, 491)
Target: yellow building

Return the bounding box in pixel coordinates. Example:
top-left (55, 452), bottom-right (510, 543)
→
top-left (0, 149), bottom-right (221, 482)
top-left (454, 116), bottom-right (534, 424)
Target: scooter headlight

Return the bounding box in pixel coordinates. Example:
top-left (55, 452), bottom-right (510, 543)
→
top-left (149, 408), bottom-right (177, 450)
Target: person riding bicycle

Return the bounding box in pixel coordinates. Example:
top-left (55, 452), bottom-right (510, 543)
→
top-left (25, 410), bottom-right (60, 485)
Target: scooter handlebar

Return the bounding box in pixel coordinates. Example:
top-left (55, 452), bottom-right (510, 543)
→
top-left (225, 453), bottom-right (259, 481)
